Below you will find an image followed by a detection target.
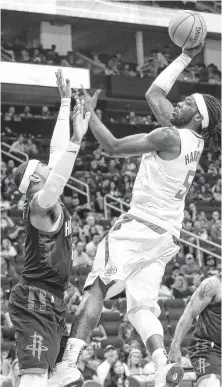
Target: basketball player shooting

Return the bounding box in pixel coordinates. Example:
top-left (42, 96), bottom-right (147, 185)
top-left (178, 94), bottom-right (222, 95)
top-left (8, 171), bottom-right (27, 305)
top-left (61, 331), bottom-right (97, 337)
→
top-left (169, 275), bottom-right (221, 387)
top-left (8, 70), bottom-right (90, 387)
top-left (50, 43), bottom-right (221, 387)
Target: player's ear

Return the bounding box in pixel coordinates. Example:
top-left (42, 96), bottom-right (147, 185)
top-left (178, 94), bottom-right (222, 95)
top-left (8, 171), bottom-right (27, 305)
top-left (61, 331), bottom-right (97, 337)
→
top-left (29, 173), bottom-right (41, 184)
top-left (194, 112), bottom-right (203, 125)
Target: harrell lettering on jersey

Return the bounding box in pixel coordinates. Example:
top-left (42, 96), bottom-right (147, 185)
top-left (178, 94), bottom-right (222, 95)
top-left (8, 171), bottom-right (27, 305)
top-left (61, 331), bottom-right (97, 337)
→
top-left (129, 129), bottom-right (204, 238)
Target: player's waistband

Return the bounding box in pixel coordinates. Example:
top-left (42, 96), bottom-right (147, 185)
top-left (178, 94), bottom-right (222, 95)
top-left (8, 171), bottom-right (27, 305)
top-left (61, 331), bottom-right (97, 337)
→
top-left (128, 207), bottom-right (181, 238)
top-left (20, 277), bottom-right (64, 299)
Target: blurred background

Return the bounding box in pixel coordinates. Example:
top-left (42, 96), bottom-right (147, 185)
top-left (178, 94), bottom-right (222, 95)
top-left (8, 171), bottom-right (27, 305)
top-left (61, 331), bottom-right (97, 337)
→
top-left (1, 1), bottom-right (221, 386)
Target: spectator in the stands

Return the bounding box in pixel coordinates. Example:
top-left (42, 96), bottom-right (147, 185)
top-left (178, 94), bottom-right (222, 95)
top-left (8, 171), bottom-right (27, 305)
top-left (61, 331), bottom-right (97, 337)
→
top-left (127, 349), bottom-right (143, 376)
top-left (31, 48), bottom-right (42, 64)
top-left (171, 274), bottom-right (189, 298)
top-left (9, 134), bottom-right (25, 153)
top-left (122, 64), bottom-right (136, 77)
top-left (159, 278), bottom-right (174, 300)
top-left (1, 161), bottom-right (7, 182)
top-left (180, 254), bottom-right (202, 278)
top-left (188, 273), bottom-right (202, 294)
top-left (115, 52), bottom-right (124, 70)
top-left (72, 241), bottom-right (92, 267)
top-left (118, 314), bottom-right (136, 341)
top-left (1, 205), bottom-right (15, 238)
top-left (97, 345), bottom-right (119, 385)
top-left (20, 106), bottom-right (32, 118)
top-left (20, 48), bottom-right (30, 63)
top-left (210, 220), bottom-right (221, 245)
top-left (197, 185), bottom-right (212, 201)
top-left (171, 264), bottom-right (181, 279)
top-left (104, 360), bottom-right (129, 387)
top-left (204, 255), bottom-right (217, 275)
top-left (85, 344), bottom-right (100, 371)
top-left (1, 238), bottom-right (17, 263)
top-left (150, 48), bottom-right (168, 74)
top-left (208, 162), bottom-right (218, 176)
top-left (212, 182), bottom-right (221, 202)
top-left (23, 138), bottom-right (38, 157)
top-left (77, 347), bottom-right (98, 382)
top-left (209, 211), bottom-right (220, 229)
top-left (60, 56), bottom-right (70, 67)
top-left (4, 107), bottom-right (16, 122)
top-left (41, 106), bottom-right (51, 119)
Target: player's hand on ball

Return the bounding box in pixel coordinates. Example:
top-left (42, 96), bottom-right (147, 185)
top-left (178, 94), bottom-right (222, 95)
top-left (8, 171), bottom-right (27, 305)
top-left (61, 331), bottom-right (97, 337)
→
top-left (71, 98), bottom-right (91, 144)
top-left (168, 343), bottom-right (182, 365)
top-left (182, 41), bottom-right (204, 59)
top-left (55, 69), bottom-right (72, 99)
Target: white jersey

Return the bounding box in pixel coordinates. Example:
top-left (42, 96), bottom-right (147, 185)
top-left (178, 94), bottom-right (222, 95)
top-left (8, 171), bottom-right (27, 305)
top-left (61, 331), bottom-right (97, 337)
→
top-left (128, 128), bottom-right (204, 238)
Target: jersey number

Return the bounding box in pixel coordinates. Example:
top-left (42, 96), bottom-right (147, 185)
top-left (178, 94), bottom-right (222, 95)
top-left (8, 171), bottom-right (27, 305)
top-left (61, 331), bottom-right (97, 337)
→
top-left (175, 170), bottom-right (195, 200)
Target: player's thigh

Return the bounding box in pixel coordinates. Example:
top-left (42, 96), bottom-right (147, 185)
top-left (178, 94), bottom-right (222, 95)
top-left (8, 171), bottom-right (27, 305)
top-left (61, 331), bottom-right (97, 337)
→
top-left (198, 374), bottom-right (221, 387)
top-left (125, 260), bottom-right (165, 317)
top-left (9, 283), bottom-right (65, 374)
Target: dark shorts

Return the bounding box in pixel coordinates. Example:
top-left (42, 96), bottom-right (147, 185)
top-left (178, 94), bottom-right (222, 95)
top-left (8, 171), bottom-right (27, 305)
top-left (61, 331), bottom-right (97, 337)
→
top-left (9, 279), bottom-right (68, 375)
top-left (189, 336), bottom-right (221, 381)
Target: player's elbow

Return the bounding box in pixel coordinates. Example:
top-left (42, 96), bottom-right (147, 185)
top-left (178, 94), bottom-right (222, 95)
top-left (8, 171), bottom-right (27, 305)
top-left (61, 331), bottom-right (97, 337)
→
top-left (145, 84), bottom-right (164, 101)
top-left (105, 139), bottom-right (119, 157)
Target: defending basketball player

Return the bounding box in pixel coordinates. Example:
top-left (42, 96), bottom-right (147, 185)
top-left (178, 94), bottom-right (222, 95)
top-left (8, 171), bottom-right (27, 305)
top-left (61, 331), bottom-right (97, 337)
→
top-left (8, 70), bottom-right (90, 387)
top-left (50, 43), bottom-right (221, 387)
top-left (169, 275), bottom-right (221, 387)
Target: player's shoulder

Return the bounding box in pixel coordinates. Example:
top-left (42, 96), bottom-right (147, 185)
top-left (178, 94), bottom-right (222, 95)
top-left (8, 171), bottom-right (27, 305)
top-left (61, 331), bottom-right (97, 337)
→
top-left (198, 276), bottom-right (220, 298)
top-left (151, 126), bottom-right (180, 146)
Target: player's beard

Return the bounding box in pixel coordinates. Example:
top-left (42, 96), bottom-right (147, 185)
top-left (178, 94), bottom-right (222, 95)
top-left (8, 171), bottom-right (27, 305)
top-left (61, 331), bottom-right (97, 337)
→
top-left (170, 111), bottom-right (195, 127)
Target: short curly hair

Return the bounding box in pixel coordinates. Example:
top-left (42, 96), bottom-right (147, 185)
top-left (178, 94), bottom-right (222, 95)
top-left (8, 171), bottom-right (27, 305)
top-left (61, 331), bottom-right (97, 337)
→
top-left (13, 161), bottom-right (29, 190)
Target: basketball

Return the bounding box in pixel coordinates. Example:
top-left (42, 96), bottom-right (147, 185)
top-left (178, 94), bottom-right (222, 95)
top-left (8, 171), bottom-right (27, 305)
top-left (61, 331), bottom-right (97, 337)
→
top-left (168, 11), bottom-right (207, 49)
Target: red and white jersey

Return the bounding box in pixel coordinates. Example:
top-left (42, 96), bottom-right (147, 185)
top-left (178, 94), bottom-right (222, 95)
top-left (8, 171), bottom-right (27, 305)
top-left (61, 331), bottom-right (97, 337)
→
top-left (128, 128), bottom-right (204, 238)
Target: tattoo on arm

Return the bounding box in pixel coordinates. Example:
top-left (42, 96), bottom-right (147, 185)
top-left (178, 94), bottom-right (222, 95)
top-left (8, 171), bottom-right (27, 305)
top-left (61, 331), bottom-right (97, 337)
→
top-left (172, 277), bottom-right (218, 346)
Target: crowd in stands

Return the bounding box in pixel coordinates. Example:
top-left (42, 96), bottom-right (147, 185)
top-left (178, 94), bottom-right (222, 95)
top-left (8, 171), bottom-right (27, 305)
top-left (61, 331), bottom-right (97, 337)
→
top-left (2, 37), bottom-right (221, 85)
top-left (138, 0), bottom-right (221, 14)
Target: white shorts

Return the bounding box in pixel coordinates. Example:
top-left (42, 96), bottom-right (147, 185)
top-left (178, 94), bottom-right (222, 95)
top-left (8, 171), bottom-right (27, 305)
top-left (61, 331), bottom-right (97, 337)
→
top-left (84, 214), bottom-right (180, 317)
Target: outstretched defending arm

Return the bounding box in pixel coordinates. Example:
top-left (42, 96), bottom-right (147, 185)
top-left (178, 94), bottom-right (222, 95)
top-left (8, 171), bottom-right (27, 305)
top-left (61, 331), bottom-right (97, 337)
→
top-left (168, 277), bottom-right (219, 364)
top-left (31, 99), bottom-right (90, 212)
top-left (145, 44), bottom-right (203, 127)
top-left (48, 69), bottom-right (71, 168)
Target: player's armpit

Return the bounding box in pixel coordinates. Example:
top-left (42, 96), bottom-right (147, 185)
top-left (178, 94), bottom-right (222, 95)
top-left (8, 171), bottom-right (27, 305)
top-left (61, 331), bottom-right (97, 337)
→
top-left (145, 85), bottom-right (174, 127)
top-left (29, 193), bottom-right (62, 232)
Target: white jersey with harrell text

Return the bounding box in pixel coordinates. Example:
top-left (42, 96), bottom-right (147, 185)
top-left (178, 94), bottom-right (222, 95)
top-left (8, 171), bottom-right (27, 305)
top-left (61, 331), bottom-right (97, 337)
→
top-left (128, 128), bottom-right (204, 238)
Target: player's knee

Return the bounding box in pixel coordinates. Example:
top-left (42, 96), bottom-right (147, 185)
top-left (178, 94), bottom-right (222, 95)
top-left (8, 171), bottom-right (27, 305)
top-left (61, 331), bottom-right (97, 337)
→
top-left (127, 306), bottom-right (163, 346)
top-left (19, 372), bottom-right (48, 387)
top-left (198, 374), bottom-right (221, 387)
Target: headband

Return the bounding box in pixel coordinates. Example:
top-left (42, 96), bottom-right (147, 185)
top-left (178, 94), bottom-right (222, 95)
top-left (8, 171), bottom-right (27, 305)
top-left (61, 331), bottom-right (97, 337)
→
top-left (192, 93), bottom-right (209, 129)
top-left (19, 159), bottom-right (40, 194)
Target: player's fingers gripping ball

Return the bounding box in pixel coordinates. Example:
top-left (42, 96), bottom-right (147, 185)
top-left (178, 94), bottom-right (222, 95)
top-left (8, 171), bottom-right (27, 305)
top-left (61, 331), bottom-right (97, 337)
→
top-left (168, 11), bottom-right (207, 49)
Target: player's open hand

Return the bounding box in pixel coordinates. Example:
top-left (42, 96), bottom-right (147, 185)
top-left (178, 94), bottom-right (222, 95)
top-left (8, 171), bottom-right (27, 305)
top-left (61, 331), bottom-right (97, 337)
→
top-left (71, 98), bottom-right (91, 144)
top-left (55, 69), bottom-right (71, 99)
top-left (182, 41), bottom-right (204, 59)
top-left (168, 343), bottom-right (182, 365)
top-left (81, 87), bottom-right (101, 111)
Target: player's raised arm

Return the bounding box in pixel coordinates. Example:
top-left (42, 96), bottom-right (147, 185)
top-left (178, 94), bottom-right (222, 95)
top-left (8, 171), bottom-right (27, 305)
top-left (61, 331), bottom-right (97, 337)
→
top-left (168, 277), bottom-right (219, 364)
top-left (30, 99), bottom-right (90, 213)
top-left (48, 69), bottom-right (71, 168)
top-left (145, 44), bottom-right (204, 127)
top-left (81, 87), bottom-right (180, 158)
